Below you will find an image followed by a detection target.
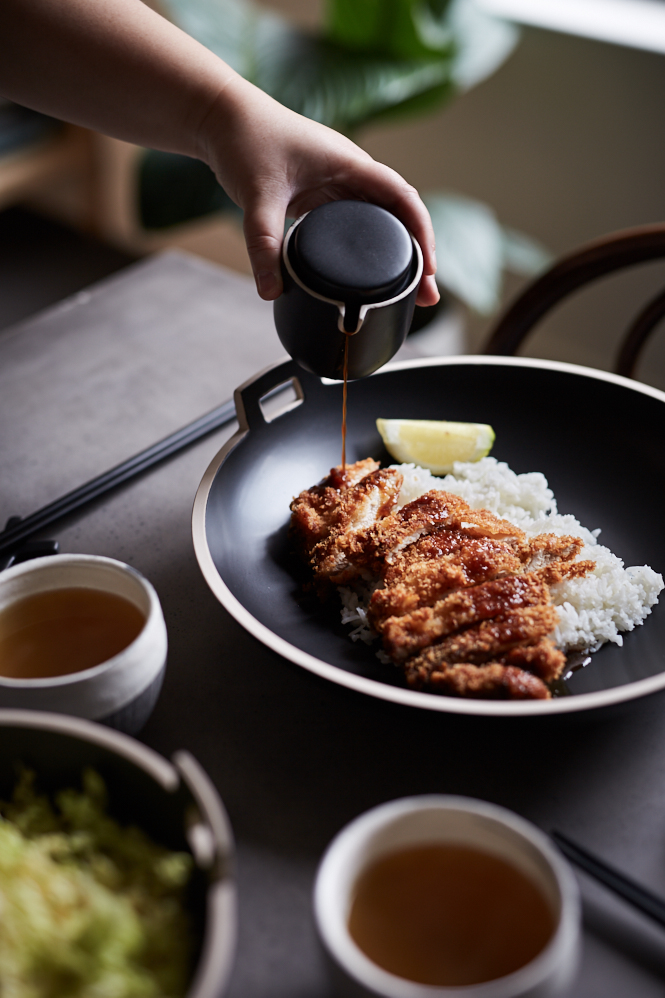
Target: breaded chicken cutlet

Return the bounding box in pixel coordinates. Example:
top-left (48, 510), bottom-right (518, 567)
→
top-left (289, 459), bottom-right (595, 700)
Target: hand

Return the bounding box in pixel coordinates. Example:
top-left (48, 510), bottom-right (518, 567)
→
top-left (199, 75), bottom-right (439, 307)
top-left (1, 0), bottom-right (438, 307)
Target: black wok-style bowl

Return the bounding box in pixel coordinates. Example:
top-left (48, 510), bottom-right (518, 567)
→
top-left (192, 356), bottom-right (665, 717)
top-left (0, 710), bottom-right (236, 997)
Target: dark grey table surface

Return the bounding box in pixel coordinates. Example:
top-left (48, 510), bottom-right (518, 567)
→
top-left (2, 250), bottom-right (665, 998)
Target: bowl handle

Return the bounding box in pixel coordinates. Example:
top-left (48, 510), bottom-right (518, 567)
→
top-left (173, 750), bottom-right (237, 998)
top-left (172, 750), bottom-right (234, 874)
top-left (233, 358), bottom-right (329, 434)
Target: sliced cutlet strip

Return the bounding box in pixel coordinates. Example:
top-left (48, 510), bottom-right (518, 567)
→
top-left (383, 528), bottom-right (524, 584)
top-left (454, 506), bottom-right (527, 543)
top-left (403, 604), bottom-right (560, 686)
top-left (534, 559), bottom-right (595, 586)
top-left (417, 639), bottom-right (566, 698)
top-left (290, 485), bottom-right (344, 558)
top-left (321, 490), bottom-right (526, 585)
top-left (423, 663), bottom-right (550, 700)
top-left (499, 639), bottom-right (566, 683)
top-left (345, 490), bottom-right (475, 578)
top-left (289, 458), bottom-right (381, 558)
top-left (368, 531), bottom-right (524, 628)
top-left (517, 534), bottom-right (595, 587)
top-left (518, 534), bottom-right (584, 570)
top-left (324, 458), bottom-right (380, 491)
top-left (374, 491), bottom-right (525, 566)
top-left (381, 574), bottom-right (550, 661)
top-left (310, 469), bottom-right (403, 583)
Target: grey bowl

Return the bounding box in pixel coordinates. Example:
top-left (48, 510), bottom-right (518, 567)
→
top-left (0, 709), bottom-right (236, 998)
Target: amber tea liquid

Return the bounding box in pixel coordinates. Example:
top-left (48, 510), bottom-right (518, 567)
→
top-left (348, 843), bottom-right (555, 987)
top-left (0, 587), bottom-right (145, 679)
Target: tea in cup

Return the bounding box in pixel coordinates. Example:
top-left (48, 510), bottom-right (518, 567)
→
top-left (0, 554), bottom-right (167, 732)
top-left (314, 796), bottom-right (580, 998)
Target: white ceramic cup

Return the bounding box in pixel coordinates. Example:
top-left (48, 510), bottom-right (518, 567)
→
top-left (0, 554), bottom-right (167, 725)
top-left (314, 796), bottom-right (580, 998)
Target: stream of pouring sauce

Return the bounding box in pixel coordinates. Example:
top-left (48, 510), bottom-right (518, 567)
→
top-left (341, 334), bottom-right (350, 468)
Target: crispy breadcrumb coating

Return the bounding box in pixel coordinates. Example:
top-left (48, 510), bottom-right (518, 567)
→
top-left (290, 461), bottom-right (594, 700)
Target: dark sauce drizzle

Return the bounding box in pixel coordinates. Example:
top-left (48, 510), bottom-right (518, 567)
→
top-left (341, 334), bottom-right (350, 469)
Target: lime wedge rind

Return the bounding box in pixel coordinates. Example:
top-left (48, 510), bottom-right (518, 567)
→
top-left (376, 418), bottom-right (495, 475)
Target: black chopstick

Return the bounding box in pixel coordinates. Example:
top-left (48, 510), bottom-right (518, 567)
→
top-left (552, 830), bottom-right (665, 930)
top-left (0, 397), bottom-right (237, 558)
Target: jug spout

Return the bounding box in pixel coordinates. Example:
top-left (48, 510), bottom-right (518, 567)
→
top-left (342, 301), bottom-right (362, 335)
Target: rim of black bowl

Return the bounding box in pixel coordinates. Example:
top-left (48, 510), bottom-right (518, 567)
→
top-left (0, 708), bottom-right (178, 784)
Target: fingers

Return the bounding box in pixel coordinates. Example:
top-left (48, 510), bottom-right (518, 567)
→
top-left (241, 146), bottom-right (440, 307)
top-left (338, 160), bottom-right (438, 281)
top-left (242, 196), bottom-right (286, 300)
top-left (246, 192), bottom-right (441, 306)
top-left (416, 273), bottom-right (440, 308)
top-left (354, 164), bottom-right (440, 306)
top-left (394, 187), bottom-right (438, 282)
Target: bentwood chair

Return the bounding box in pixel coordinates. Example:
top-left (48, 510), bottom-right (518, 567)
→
top-left (482, 223), bottom-right (665, 378)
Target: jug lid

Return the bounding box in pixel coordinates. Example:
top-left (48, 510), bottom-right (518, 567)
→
top-left (288, 201), bottom-right (414, 305)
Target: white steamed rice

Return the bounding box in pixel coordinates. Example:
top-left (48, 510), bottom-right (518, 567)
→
top-left (340, 457), bottom-right (663, 654)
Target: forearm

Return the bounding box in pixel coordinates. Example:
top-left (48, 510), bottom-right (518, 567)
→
top-left (0, 0), bottom-right (439, 304)
top-left (0, 0), bottom-right (234, 159)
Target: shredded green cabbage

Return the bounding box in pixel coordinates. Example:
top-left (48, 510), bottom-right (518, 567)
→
top-left (0, 768), bottom-right (194, 998)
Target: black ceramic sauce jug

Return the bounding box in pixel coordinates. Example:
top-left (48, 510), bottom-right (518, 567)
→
top-left (273, 200), bottom-right (423, 380)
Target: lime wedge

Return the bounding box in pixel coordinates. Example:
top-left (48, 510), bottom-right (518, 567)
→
top-left (376, 418), bottom-right (495, 474)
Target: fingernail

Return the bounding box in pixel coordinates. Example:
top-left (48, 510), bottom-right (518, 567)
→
top-left (257, 271), bottom-right (280, 300)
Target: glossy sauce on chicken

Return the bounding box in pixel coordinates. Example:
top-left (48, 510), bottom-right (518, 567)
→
top-left (289, 458), bottom-right (595, 699)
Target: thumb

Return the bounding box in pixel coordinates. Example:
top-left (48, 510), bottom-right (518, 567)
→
top-left (243, 197), bottom-right (287, 301)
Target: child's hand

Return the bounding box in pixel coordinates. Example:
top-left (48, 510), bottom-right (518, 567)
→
top-left (199, 75), bottom-right (439, 306)
top-left (2, 0), bottom-right (438, 307)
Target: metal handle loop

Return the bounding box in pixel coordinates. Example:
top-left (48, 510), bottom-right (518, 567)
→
top-left (234, 359), bottom-right (327, 433)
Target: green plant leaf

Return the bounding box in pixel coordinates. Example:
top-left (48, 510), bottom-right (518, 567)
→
top-left (254, 35), bottom-right (456, 130)
top-left (448, 0), bottom-right (518, 91)
top-left (138, 150), bottom-right (240, 230)
top-left (353, 80), bottom-right (454, 128)
top-left (161, 0), bottom-right (280, 76)
top-left (425, 192), bottom-right (552, 313)
top-left (163, 0), bottom-right (458, 131)
top-left (326, 0), bottom-right (455, 60)
top-left (501, 227), bottom-right (553, 276)
top-left (326, 0), bottom-right (384, 52)
top-left (425, 192), bottom-right (504, 313)
top-left (326, 0), bottom-right (518, 87)
top-left (162, 0), bottom-right (515, 132)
